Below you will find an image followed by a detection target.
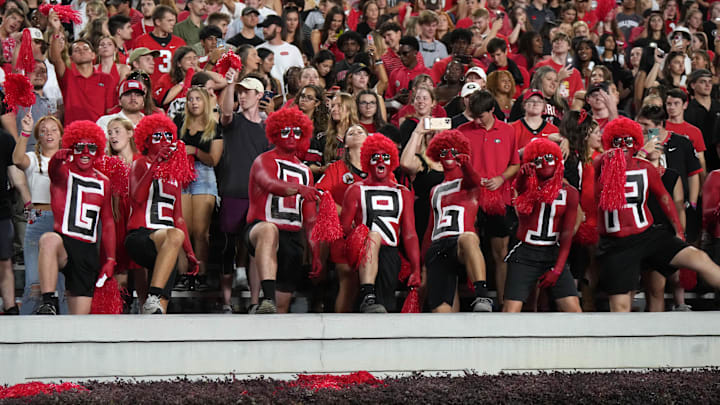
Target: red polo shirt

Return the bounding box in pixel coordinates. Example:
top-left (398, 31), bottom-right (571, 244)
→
top-left (59, 63), bottom-right (114, 125)
top-left (511, 118), bottom-right (559, 150)
top-left (381, 48), bottom-right (424, 79)
top-left (386, 62), bottom-right (433, 99)
top-left (458, 118), bottom-right (520, 205)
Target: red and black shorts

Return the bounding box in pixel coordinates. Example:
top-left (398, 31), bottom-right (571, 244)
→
top-left (60, 234), bottom-right (100, 297)
top-left (598, 225), bottom-right (689, 295)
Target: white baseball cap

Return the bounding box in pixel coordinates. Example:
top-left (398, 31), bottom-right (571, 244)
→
top-left (238, 77), bottom-right (264, 93)
top-left (465, 66), bottom-right (487, 81)
top-left (27, 28), bottom-right (44, 42)
top-left (460, 82), bottom-right (481, 97)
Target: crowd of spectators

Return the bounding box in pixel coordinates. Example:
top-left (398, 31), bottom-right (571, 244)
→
top-left (1, 0), bottom-right (720, 315)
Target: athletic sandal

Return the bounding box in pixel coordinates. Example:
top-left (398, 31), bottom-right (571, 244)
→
top-left (471, 297), bottom-right (494, 312)
top-left (360, 294), bottom-right (387, 313)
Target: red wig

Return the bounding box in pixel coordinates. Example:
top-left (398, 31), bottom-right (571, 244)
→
top-left (514, 138), bottom-right (564, 215)
top-left (360, 134), bottom-right (400, 173)
top-left (62, 120), bottom-right (106, 156)
top-left (426, 130), bottom-right (471, 163)
top-left (134, 113), bottom-right (177, 153)
top-left (601, 116), bottom-right (643, 153)
top-left (134, 114), bottom-right (196, 188)
top-left (265, 107), bottom-right (314, 154)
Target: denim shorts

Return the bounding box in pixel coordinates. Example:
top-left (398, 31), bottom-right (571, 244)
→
top-left (184, 160), bottom-right (218, 197)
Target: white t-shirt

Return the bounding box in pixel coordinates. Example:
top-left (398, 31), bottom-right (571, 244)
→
top-left (256, 41), bottom-right (304, 97)
top-left (24, 152), bottom-right (52, 205)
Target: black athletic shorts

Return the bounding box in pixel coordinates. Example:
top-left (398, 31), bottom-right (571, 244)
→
top-left (598, 225), bottom-right (689, 295)
top-left (504, 242), bottom-right (578, 302)
top-left (60, 234), bottom-right (100, 297)
top-left (425, 236), bottom-right (465, 309)
top-left (0, 217), bottom-right (13, 260)
top-left (709, 237), bottom-right (720, 264)
top-left (477, 205), bottom-right (517, 238)
top-left (245, 220), bottom-right (303, 293)
top-left (374, 245), bottom-right (401, 312)
top-left (125, 227), bottom-right (177, 298)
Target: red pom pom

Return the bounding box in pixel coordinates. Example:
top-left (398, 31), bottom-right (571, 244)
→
top-left (479, 187), bottom-right (506, 216)
top-left (289, 371), bottom-right (384, 391)
top-left (91, 277), bottom-right (124, 314)
top-left (39, 4), bottom-right (83, 24)
top-left (678, 268), bottom-right (697, 290)
top-left (401, 288), bottom-right (420, 313)
top-left (4, 73), bottom-right (36, 111)
top-left (0, 382), bottom-right (87, 399)
top-left (346, 224), bottom-right (371, 270)
top-left (154, 141), bottom-right (197, 188)
top-left (94, 155), bottom-right (130, 197)
top-left (514, 168), bottom-right (538, 215)
top-left (15, 29), bottom-right (35, 75)
top-left (311, 192), bottom-right (343, 242)
top-left (214, 51), bottom-right (243, 76)
top-left (599, 149), bottom-right (627, 211)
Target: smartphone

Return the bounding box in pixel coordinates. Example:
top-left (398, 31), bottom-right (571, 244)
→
top-left (657, 48), bottom-right (665, 57)
top-left (588, 61), bottom-right (595, 71)
top-left (367, 34), bottom-right (373, 44)
top-left (646, 127), bottom-right (660, 141)
top-left (261, 90), bottom-right (274, 104)
top-left (566, 56), bottom-right (573, 67)
top-left (217, 38), bottom-right (225, 48)
top-left (424, 117), bottom-right (452, 130)
top-left (496, 10), bottom-right (504, 19)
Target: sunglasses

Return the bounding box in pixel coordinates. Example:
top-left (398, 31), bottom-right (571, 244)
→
top-left (612, 136), bottom-right (635, 148)
top-left (280, 126), bottom-right (302, 139)
top-left (73, 143), bottom-right (98, 155)
top-left (439, 148), bottom-right (458, 158)
top-left (370, 153), bottom-right (391, 165)
top-left (532, 153), bottom-right (556, 167)
top-left (152, 132), bottom-right (174, 143)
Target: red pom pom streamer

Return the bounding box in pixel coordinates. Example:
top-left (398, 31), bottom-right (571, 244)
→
top-left (346, 224), bottom-right (371, 270)
top-left (0, 382), bottom-right (87, 399)
top-left (4, 73), bottom-right (36, 112)
top-left (401, 288), bottom-right (420, 313)
top-left (514, 167), bottom-right (538, 216)
top-left (678, 268), bottom-right (697, 290)
top-left (214, 51), bottom-right (243, 77)
top-left (15, 29), bottom-right (35, 75)
top-left (38, 4), bottom-right (83, 24)
top-left (311, 192), bottom-right (343, 243)
top-left (90, 277), bottom-right (124, 314)
top-left (479, 187), bottom-right (506, 216)
top-left (599, 149), bottom-right (627, 211)
top-left (288, 371), bottom-right (384, 391)
top-left (94, 155), bottom-right (130, 197)
top-left (154, 141), bottom-right (197, 188)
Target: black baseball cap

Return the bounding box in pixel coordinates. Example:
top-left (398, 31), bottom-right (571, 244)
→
top-left (258, 15), bottom-right (282, 28)
top-left (242, 7), bottom-right (260, 16)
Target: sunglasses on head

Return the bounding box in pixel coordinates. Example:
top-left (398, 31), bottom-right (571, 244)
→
top-left (151, 132), bottom-right (173, 143)
top-left (370, 153), bottom-right (391, 165)
top-left (532, 153), bottom-right (556, 167)
top-left (439, 148), bottom-right (458, 158)
top-left (280, 127), bottom-right (302, 139)
top-left (73, 143), bottom-right (98, 155)
top-left (612, 136), bottom-right (635, 148)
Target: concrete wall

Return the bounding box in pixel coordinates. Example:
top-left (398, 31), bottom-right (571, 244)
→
top-left (2, 313), bottom-right (720, 384)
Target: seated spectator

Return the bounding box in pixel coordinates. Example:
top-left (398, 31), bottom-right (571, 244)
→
top-left (293, 84), bottom-right (329, 137)
top-left (356, 89), bottom-right (393, 136)
top-left (306, 92), bottom-right (359, 176)
top-left (310, 6), bottom-right (346, 60)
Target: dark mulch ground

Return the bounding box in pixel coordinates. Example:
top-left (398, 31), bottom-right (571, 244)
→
top-left (2, 369), bottom-right (720, 404)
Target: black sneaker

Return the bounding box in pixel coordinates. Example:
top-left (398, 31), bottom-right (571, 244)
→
top-left (36, 303), bottom-right (58, 315)
top-left (173, 275), bottom-right (191, 291)
top-left (195, 275), bottom-right (210, 292)
top-left (360, 294), bottom-right (387, 313)
top-left (1, 305), bottom-right (19, 315)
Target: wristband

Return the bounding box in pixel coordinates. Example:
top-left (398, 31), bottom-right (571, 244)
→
top-left (691, 202), bottom-right (697, 209)
top-left (24, 201), bottom-right (32, 208)
top-left (21, 131), bottom-right (31, 138)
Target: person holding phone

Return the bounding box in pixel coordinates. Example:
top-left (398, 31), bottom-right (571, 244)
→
top-left (531, 32), bottom-right (584, 100)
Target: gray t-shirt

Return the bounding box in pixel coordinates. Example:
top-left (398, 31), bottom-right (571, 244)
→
top-left (15, 92), bottom-right (52, 152)
top-left (416, 37), bottom-right (448, 68)
top-left (616, 12), bottom-right (642, 41)
top-left (219, 112), bottom-right (269, 198)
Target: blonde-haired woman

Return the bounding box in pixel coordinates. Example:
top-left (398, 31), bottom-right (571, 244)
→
top-left (306, 92), bottom-right (359, 176)
top-left (13, 113), bottom-right (68, 314)
top-left (174, 86), bottom-right (223, 291)
top-left (94, 35), bottom-right (131, 107)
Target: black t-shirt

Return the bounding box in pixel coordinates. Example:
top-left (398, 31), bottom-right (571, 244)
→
top-left (662, 132), bottom-right (702, 202)
top-left (174, 115), bottom-right (223, 154)
top-left (227, 33), bottom-right (264, 47)
top-left (0, 131), bottom-right (16, 219)
top-left (685, 98), bottom-right (720, 171)
top-left (647, 167), bottom-right (680, 230)
top-left (219, 112), bottom-right (268, 198)
top-left (451, 113), bottom-right (470, 129)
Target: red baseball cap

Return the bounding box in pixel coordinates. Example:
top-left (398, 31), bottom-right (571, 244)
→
top-left (119, 79), bottom-right (145, 97)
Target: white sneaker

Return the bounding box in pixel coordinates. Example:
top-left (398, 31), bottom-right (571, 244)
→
top-left (142, 295), bottom-right (164, 314)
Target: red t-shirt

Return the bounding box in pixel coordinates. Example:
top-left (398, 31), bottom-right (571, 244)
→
top-left (455, 17), bottom-right (473, 29)
top-left (386, 63), bottom-right (433, 99)
top-left (130, 21), bottom-right (154, 47)
top-left (430, 55), bottom-right (485, 84)
top-left (511, 119), bottom-right (559, 150)
top-left (382, 48), bottom-right (424, 79)
top-left (59, 64), bottom-right (114, 125)
top-left (134, 32), bottom-right (186, 87)
top-left (457, 118), bottom-right (520, 205)
top-left (153, 73), bottom-right (186, 106)
top-left (665, 121), bottom-right (706, 153)
top-left (317, 159), bottom-right (366, 208)
top-left (578, 10), bottom-right (598, 31)
top-left (359, 122), bottom-right (376, 134)
top-left (532, 58), bottom-right (583, 100)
